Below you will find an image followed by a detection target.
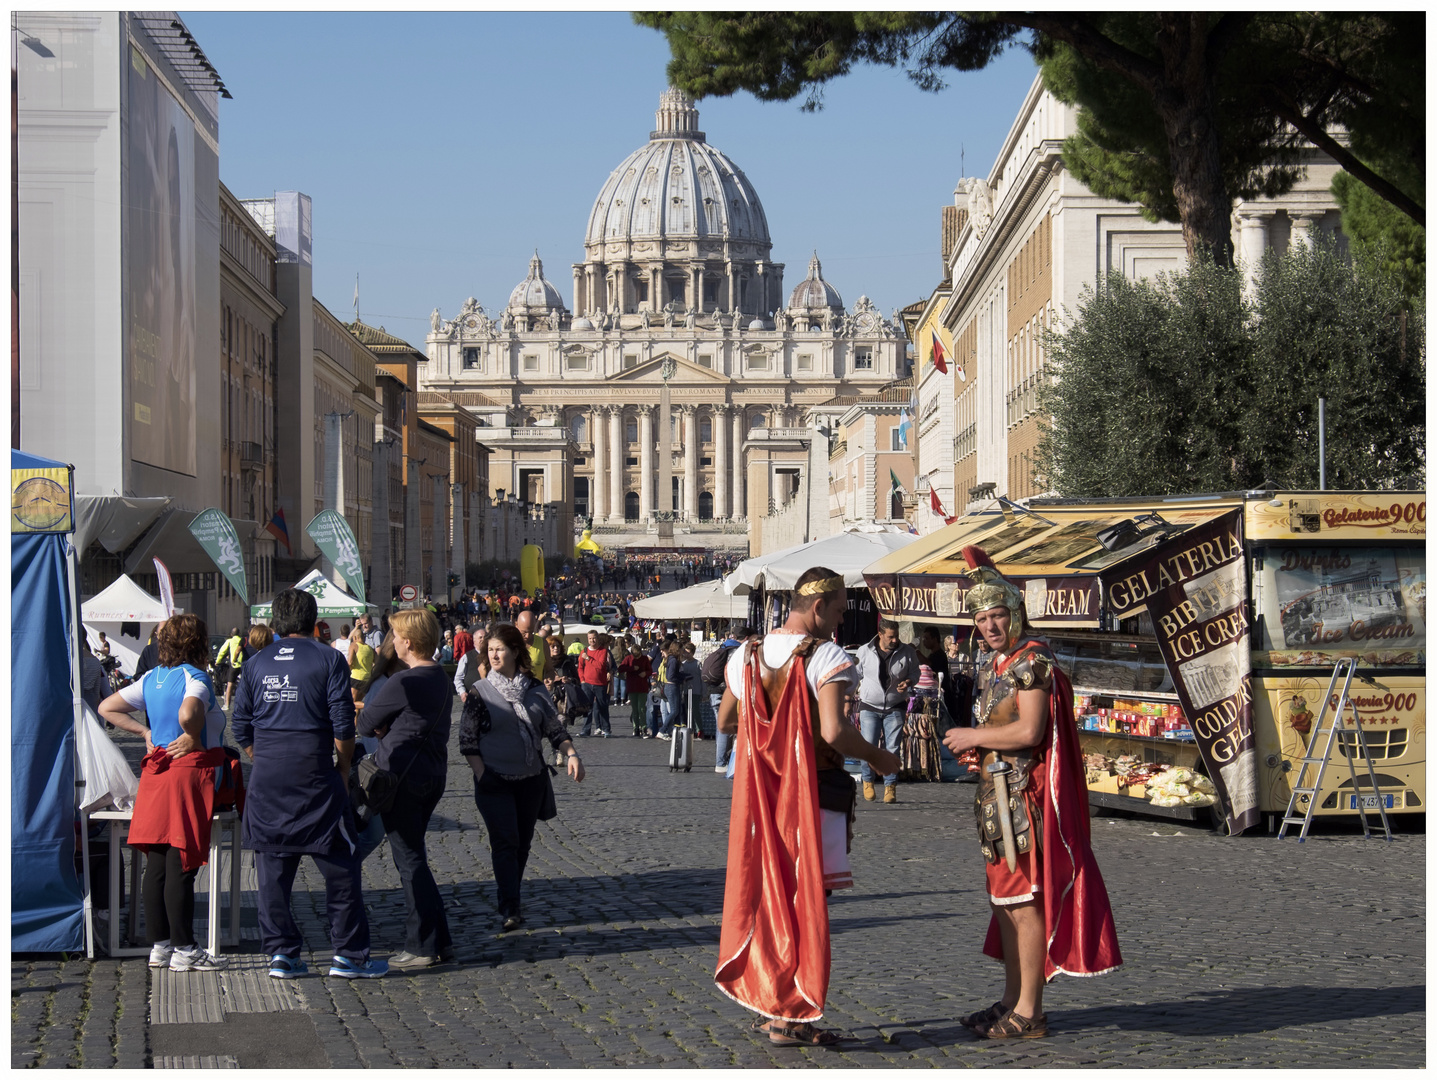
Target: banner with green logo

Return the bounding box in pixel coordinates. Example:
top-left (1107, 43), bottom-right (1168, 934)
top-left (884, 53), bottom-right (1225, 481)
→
top-left (187, 508), bottom-right (248, 605)
top-left (306, 509), bottom-right (367, 605)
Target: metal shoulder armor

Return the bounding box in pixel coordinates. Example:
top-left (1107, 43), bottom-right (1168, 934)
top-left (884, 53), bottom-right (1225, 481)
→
top-left (1006, 646), bottom-right (1055, 693)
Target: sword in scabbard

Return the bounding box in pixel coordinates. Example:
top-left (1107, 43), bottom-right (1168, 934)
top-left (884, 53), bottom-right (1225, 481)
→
top-left (986, 756), bottom-right (1019, 872)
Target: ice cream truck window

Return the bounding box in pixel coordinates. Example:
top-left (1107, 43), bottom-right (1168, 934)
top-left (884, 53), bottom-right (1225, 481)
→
top-left (1254, 545), bottom-right (1425, 669)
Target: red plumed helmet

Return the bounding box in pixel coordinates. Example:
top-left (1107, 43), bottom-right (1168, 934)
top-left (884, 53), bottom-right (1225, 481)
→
top-left (962, 545), bottom-right (997, 572)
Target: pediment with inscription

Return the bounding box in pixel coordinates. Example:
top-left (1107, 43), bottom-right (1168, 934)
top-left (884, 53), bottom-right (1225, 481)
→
top-left (609, 353), bottom-right (730, 385)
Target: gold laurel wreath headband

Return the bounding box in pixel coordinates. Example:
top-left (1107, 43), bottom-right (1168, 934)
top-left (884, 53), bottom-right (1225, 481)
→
top-left (796, 575), bottom-right (845, 597)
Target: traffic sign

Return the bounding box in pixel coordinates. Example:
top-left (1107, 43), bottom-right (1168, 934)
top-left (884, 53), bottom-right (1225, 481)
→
top-left (399, 584), bottom-right (419, 602)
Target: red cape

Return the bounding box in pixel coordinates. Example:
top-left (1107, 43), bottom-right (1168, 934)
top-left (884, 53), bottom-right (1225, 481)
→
top-left (714, 648), bottom-right (830, 1022)
top-left (982, 653), bottom-right (1123, 980)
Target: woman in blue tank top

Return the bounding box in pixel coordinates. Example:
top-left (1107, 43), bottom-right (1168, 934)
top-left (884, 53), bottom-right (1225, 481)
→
top-left (101, 613), bottom-right (231, 972)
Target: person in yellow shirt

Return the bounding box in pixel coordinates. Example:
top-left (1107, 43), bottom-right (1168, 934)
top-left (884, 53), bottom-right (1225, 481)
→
top-left (515, 610), bottom-right (547, 682)
top-left (348, 632), bottom-right (377, 697)
top-left (215, 628), bottom-right (244, 710)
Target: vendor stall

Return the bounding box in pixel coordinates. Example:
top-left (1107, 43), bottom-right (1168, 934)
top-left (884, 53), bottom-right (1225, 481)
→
top-left (249, 568), bottom-right (376, 620)
top-left (631, 579), bottom-right (747, 623)
top-left (80, 574), bottom-right (170, 677)
top-left (864, 491), bottom-right (1426, 832)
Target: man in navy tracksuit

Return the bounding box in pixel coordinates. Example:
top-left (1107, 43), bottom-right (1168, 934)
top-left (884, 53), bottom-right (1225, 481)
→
top-left (233, 589), bottom-right (387, 980)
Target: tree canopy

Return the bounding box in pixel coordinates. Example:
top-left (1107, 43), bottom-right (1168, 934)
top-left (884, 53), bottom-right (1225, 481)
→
top-left (1035, 239), bottom-right (1425, 497)
top-left (637, 12), bottom-right (1424, 266)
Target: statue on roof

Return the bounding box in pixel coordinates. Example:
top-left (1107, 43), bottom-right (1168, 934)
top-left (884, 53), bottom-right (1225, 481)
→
top-left (430, 307), bottom-right (442, 333)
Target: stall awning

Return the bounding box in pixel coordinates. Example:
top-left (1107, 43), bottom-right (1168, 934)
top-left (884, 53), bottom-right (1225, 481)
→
top-left (862, 497), bottom-right (1243, 625)
top-left (726, 524), bottom-right (918, 595)
top-left (632, 579), bottom-right (747, 621)
top-left (123, 510), bottom-right (261, 577)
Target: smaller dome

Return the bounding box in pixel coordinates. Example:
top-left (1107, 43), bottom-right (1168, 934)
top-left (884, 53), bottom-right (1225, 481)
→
top-left (571, 316), bottom-right (595, 331)
top-left (787, 252), bottom-right (844, 313)
top-left (508, 251), bottom-right (566, 312)
top-left (748, 318), bottom-right (767, 331)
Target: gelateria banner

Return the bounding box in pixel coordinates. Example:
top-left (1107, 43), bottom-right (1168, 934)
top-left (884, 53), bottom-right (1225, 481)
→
top-left (1107, 509), bottom-right (1259, 834)
top-left (186, 508), bottom-right (248, 605)
top-left (306, 510), bottom-right (366, 605)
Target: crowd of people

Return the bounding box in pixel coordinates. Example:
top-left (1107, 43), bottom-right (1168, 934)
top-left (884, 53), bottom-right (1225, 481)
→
top-left (89, 543), bottom-right (1121, 1046)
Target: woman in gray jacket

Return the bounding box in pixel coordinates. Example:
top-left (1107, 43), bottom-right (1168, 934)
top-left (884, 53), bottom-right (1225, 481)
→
top-left (459, 623), bottom-right (584, 931)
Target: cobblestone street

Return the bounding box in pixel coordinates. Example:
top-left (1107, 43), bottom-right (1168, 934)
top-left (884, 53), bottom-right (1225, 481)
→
top-left (13, 715), bottom-right (1425, 1068)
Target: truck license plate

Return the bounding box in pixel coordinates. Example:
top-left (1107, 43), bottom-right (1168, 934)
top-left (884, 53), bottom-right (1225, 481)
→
top-left (1349, 794), bottom-right (1396, 810)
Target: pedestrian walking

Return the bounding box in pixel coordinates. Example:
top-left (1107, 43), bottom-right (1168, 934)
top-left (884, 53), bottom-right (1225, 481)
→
top-left (942, 547), bottom-right (1122, 1038)
top-left (853, 621), bottom-right (921, 803)
top-left (232, 588), bottom-right (387, 980)
top-left (460, 623), bottom-right (584, 931)
top-left (99, 613), bottom-right (241, 973)
top-left (618, 640), bottom-right (652, 737)
top-left (655, 641), bottom-right (682, 739)
top-left (576, 629), bottom-right (613, 737)
top-left (356, 609), bottom-right (454, 970)
top-left (214, 627), bottom-right (244, 710)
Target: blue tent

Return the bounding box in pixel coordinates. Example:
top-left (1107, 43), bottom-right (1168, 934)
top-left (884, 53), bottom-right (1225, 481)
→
top-left (11, 448), bottom-right (84, 951)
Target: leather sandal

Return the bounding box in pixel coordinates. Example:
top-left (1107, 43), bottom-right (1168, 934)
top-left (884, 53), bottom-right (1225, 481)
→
top-left (766, 1021), bottom-right (847, 1047)
top-left (982, 1009), bottom-right (1048, 1039)
top-left (960, 1000), bottom-right (1008, 1030)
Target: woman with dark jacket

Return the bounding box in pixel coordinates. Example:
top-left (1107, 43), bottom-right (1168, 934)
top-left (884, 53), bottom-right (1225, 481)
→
top-left (460, 623), bottom-right (584, 931)
top-left (356, 609), bottom-right (454, 970)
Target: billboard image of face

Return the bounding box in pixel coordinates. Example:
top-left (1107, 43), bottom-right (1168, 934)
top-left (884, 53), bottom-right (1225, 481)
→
top-left (127, 46), bottom-right (197, 476)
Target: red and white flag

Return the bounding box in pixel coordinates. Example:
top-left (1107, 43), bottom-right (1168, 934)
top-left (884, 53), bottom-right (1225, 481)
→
top-left (930, 488), bottom-right (957, 526)
top-left (153, 557), bottom-right (176, 617)
top-left (930, 328), bottom-right (949, 374)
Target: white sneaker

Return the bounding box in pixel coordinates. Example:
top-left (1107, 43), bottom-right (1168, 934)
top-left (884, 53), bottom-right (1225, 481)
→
top-left (148, 941), bottom-right (174, 968)
top-left (169, 947), bottom-right (226, 972)
top-left (714, 765), bottom-right (727, 773)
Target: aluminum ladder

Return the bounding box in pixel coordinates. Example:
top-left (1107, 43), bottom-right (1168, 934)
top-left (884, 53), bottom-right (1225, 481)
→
top-left (1278, 657), bottom-right (1393, 842)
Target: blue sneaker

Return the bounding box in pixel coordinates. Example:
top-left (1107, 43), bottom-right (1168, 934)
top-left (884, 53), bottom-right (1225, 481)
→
top-left (327, 955), bottom-right (388, 979)
top-left (268, 953), bottom-right (308, 979)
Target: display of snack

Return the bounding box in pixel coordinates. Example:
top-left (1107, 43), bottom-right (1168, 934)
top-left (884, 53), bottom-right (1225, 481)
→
top-left (1146, 768), bottom-right (1216, 807)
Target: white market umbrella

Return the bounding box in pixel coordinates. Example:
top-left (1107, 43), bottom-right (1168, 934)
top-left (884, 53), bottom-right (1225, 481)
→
top-left (631, 579), bottom-right (748, 620)
top-left (81, 574), bottom-right (172, 676)
top-left (724, 524), bottom-right (919, 595)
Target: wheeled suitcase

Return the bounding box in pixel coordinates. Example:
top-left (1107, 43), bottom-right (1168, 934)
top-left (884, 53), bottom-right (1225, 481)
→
top-left (669, 723), bottom-right (693, 772)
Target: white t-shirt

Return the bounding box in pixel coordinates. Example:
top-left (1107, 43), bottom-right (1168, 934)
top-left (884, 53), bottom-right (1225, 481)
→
top-left (724, 632), bottom-right (857, 704)
top-left (119, 667), bottom-right (227, 748)
top-left (333, 637), bottom-right (351, 654)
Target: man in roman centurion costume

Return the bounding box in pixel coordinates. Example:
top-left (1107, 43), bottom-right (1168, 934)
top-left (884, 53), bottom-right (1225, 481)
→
top-left (942, 546), bottom-right (1122, 1039)
top-left (714, 566), bottom-right (902, 1047)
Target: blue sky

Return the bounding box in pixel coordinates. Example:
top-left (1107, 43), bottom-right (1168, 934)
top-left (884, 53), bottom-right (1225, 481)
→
top-left (181, 11), bottom-right (1041, 344)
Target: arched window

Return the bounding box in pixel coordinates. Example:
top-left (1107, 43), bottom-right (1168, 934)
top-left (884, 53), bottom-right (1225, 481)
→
top-left (700, 417), bottom-right (713, 443)
top-left (626, 416), bottom-right (638, 444)
top-left (625, 491), bottom-right (640, 522)
top-left (748, 411), bottom-right (766, 432)
top-left (570, 413), bottom-right (587, 443)
top-left (698, 492), bottom-right (714, 521)
top-left (890, 490), bottom-right (904, 520)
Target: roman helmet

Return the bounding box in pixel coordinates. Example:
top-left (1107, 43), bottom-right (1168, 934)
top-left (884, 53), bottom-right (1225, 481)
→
top-left (963, 545), bottom-right (1024, 648)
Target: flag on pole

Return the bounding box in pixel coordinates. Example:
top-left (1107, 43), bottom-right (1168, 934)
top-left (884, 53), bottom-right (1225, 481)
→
top-left (896, 408), bottom-right (912, 449)
top-left (930, 487), bottom-right (957, 525)
top-left (265, 509), bottom-right (293, 555)
top-left (930, 328), bottom-right (949, 374)
top-left (353, 274), bottom-right (359, 320)
top-left (890, 468), bottom-right (904, 494)
top-left (153, 558), bottom-right (176, 617)
top-left (188, 509), bottom-right (250, 605)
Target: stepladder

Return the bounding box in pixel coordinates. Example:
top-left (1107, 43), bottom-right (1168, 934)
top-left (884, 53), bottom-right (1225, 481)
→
top-left (1278, 657), bottom-right (1394, 842)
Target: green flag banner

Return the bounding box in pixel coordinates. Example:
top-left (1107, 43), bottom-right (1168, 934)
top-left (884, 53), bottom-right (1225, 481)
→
top-left (187, 508), bottom-right (248, 605)
top-left (890, 468), bottom-right (903, 493)
top-left (306, 510), bottom-right (367, 605)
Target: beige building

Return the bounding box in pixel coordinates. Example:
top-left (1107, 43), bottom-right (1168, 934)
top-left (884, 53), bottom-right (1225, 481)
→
top-left (419, 90), bottom-right (908, 552)
top-left (816, 382), bottom-right (917, 530)
top-left (933, 75), bottom-right (1345, 513)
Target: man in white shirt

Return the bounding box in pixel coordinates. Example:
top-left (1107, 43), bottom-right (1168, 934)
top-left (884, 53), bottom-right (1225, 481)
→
top-left (333, 624), bottom-right (352, 655)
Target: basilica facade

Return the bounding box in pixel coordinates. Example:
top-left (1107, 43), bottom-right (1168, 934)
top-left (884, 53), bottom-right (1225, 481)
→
top-left (418, 89), bottom-right (907, 532)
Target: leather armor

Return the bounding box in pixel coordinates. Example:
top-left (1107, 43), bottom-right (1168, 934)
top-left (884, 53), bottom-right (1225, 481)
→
top-left (972, 641), bottom-right (1055, 864)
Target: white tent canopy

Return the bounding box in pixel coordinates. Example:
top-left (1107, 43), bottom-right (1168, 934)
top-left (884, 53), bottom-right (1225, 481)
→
top-left (724, 524), bottom-right (920, 595)
top-left (81, 574), bottom-right (171, 676)
top-left (250, 569), bottom-right (377, 619)
top-left (631, 579), bottom-right (748, 621)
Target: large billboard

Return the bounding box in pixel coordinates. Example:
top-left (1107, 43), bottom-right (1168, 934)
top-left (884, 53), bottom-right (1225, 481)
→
top-left (126, 43), bottom-right (197, 476)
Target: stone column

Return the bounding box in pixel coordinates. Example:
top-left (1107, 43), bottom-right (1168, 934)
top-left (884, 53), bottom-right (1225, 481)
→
top-left (608, 406), bottom-right (623, 523)
top-left (713, 404), bottom-right (729, 519)
top-left (682, 405), bottom-right (699, 520)
top-left (572, 266), bottom-right (584, 316)
top-left (650, 265), bottom-right (662, 313)
top-left (591, 407), bottom-right (607, 524)
top-left (1290, 213), bottom-right (1316, 250)
top-left (638, 405), bottom-right (654, 522)
top-left (726, 262), bottom-right (736, 313)
top-left (1238, 210), bottom-right (1272, 302)
top-left (732, 409), bottom-right (746, 520)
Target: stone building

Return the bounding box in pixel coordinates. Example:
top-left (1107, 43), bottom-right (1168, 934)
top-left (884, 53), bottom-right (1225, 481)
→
top-left (419, 89), bottom-right (908, 550)
top-left (925, 74), bottom-right (1345, 516)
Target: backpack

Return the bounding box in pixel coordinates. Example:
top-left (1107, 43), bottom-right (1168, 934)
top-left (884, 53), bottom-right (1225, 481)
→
top-left (701, 644), bottom-right (737, 692)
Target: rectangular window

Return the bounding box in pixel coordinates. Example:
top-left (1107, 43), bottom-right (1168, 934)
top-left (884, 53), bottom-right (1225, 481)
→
top-left (697, 355), bottom-right (712, 368)
top-left (748, 352), bottom-right (769, 371)
top-left (566, 352), bottom-right (588, 371)
top-left (522, 354), bottom-right (539, 372)
top-left (635, 280), bottom-right (649, 304)
top-left (854, 346), bottom-right (874, 370)
top-left (463, 347), bottom-right (478, 369)
top-left (703, 278), bottom-right (718, 304)
top-left (624, 354), bottom-right (639, 370)
top-left (890, 427), bottom-right (904, 451)
top-left (797, 353), bottom-right (813, 371)
top-left (626, 456), bottom-right (639, 466)
top-left (701, 456), bottom-right (713, 466)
